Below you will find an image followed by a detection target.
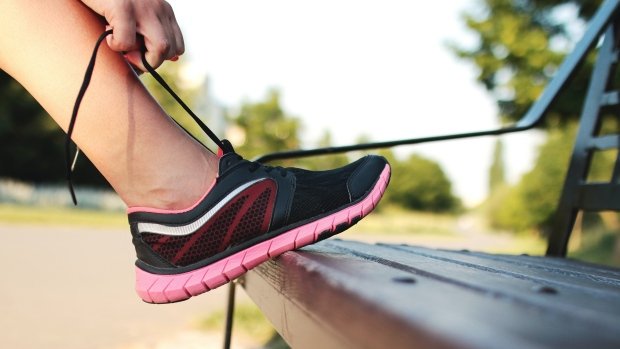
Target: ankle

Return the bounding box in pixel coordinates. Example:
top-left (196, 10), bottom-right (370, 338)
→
top-left (124, 150), bottom-right (219, 211)
top-left (139, 182), bottom-right (213, 211)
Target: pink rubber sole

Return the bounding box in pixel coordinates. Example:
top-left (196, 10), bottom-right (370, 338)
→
top-left (135, 164), bottom-right (391, 303)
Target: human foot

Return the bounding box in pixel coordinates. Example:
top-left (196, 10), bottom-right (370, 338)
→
top-left (129, 142), bottom-right (390, 303)
top-left (70, 31), bottom-right (391, 304)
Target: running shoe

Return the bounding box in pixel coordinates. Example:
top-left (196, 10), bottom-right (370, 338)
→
top-left (68, 31), bottom-right (391, 304)
top-left (129, 141), bottom-right (390, 303)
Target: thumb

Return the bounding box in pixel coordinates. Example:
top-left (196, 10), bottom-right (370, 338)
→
top-left (123, 51), bottom-right (148, 72)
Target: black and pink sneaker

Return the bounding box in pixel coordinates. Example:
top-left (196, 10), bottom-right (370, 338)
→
top-left (67, 31), bottom-right (390, 304)
top-left (128, 142), bottom-right (390, 303)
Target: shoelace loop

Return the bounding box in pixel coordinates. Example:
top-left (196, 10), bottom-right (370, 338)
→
top-left (67, 30), bottom-right (230, 204)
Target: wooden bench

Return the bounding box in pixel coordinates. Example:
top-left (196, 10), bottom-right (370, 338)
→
top-left (226, 1), bottom-right (620, 348)
top-left (242, 240), bottom-right (620, 349)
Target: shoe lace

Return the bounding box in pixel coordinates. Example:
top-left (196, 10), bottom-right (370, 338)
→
top-left (66, 30), bottom-right (231, 204)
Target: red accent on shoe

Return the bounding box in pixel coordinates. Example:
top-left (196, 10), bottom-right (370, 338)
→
top-left (140, 179), bottom-right (277, 267)
top-left (135, 164), bottom-right (390, 304)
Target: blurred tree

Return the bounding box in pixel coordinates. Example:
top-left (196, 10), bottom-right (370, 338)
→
top-left (489, 122), bottom-right (616, 233)
top-left (345, 134), bottom-right (461, 212)
top-left (0, 60), bottom-right (200, 187)
top-left (490, 124), bottom-right (576, 232)
top-left (453, 0), bottom-right (602, 125)
top-left (0, 71), bottom-right (107, 186)
top-left (228, 90), bottom-right (302, 161)
top-left (389, 153), bottom-right (461, 213)
top-left (456, 0), bottom-right (620, 235)
top-left (485, 139), bottom-right (508, 224)
top-left (488, 138), bottom-right (506, 193)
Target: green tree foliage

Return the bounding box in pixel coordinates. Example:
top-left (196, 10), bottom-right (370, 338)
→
top-left (0, 71), bottom-right (107, 186)
top-left (1, 56), bottom-right (462, 215)
top-left (488, 139), bottom-right (506, 193)
top-left (345, 135), bottom-right (460, 212)
top-left (388, 153), bottom-right (461, 213)
top-left (228, 90), bottom-right (302, 161)
top-left (456, 0), bottom-right (620, 234)
top-left (490, 124), bottom-right (575, 231)
top-left (454, 0), bottom-right (601, 124)
top-left (489, 121), bottom-right (617, 233)
top-left (0, 61), bottom-right (200, 187)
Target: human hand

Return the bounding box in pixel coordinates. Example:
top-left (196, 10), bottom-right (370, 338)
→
top-left (80, 0), bottom-right (184, 71)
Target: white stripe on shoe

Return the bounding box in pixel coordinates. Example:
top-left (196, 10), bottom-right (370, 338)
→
top-left (137, 178), bottom-right (267, 237)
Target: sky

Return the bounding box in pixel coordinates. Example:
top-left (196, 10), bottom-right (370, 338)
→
top-left (167, 0), bottom-right (545, 206)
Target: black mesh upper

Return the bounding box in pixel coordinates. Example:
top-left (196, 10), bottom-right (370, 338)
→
top-left (286, 162), bottom-right (358, 224)
top-left (132, 154), bottom-right (385, 271)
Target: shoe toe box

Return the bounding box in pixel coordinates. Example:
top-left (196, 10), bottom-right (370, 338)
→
top-left (346, 155), bottom-right (389, 201)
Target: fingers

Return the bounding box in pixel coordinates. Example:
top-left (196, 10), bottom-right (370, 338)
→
top-left (82, 0), bottom-right (184, 71)
top-left (135, 1), bottom-right (184, 71)
top-left (169, 7), bottom-right (185, 57)
top-left (105, 5), bottom-right (138, 52)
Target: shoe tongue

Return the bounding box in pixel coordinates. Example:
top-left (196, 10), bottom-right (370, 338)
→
top-left (217, 140), bottom-right (243, 176)
top-left (218, 152), bottom-right (244, 175)
top-left (217, 139), bottom-right (235, 158)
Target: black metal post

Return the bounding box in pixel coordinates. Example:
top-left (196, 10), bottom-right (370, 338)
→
top-left (223, 282), bottom-right (236, 349)
top-left (547, 23), bottom-right (619, 256)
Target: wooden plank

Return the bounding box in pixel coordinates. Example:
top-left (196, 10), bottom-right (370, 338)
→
top-left (463, 250), bottom-right (620, 279)
top-left (337, 242), bottom-right (620, 327)
top-left (242, 240), bottom-right (620, 349)
top-left (384, 244), bottom-right (620, 294)
top-left (242, 246), bottom-right (461, 349)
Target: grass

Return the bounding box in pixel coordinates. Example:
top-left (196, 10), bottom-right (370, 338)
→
top-left (486, 233), bottom-right (547, 255)
top-left (196, 302), bottom-right (289, 349)
top-left (4, 202), bottom-right (607, 266)
top-left (342, 206), bottom-right (548, 256)
top-left (0, 202), bottom-right (547, 255)
top-left (346, 206), bottom-right (460, 236)
top-left (0, 203), bottom-right (127, 227)
top-left (569, 229), bottom-right (620, 268)
top-left (0, 202), bottom-right (461, 235)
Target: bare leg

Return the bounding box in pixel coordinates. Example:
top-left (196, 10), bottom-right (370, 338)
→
top-left (0, 0), bottom-right (218, 210)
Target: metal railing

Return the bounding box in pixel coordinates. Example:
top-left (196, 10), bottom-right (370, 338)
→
top-left (254, 0), bottom-right (620, 164)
